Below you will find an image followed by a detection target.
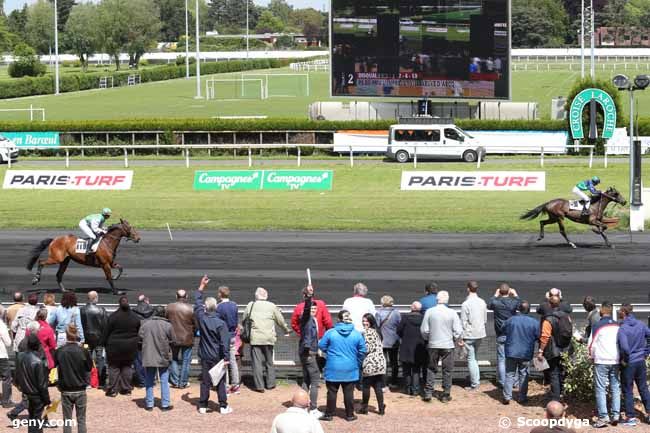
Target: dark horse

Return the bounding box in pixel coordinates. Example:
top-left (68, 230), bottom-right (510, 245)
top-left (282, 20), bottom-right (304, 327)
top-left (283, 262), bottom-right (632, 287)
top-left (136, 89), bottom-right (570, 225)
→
top-left (520, 186), bottom-right (626, 248)
top-left (26, 219), bottom-right (141, 295)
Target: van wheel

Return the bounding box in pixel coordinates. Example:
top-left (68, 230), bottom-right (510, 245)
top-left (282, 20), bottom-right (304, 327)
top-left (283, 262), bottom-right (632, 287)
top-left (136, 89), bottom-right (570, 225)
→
top-left (462, 150), bottom-right (478, 163)
top-left (395, 150), bottom-right (409, 163)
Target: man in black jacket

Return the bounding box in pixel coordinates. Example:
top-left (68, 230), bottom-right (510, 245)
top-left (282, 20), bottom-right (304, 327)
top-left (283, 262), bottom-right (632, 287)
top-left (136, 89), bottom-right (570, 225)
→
top-left (132, 294), bottom-right (154, 387)
top-left (15, 334), bottom-right (50, 433)
top-left (55, 324), bottom-right (92, 433)
top-left (80, 291), bottom-right (107, 387)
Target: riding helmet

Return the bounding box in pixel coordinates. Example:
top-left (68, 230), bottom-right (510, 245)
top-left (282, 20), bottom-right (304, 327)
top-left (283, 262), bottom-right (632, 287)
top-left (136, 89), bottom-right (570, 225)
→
top-left (102, 207), bottom-right (112, 216)
top-left (591, 176), bottom-right (600, 184)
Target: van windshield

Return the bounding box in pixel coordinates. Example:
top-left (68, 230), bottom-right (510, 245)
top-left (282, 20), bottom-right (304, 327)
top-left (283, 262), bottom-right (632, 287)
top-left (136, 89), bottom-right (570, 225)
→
top-left (456, 127), bottom-right (474, 139)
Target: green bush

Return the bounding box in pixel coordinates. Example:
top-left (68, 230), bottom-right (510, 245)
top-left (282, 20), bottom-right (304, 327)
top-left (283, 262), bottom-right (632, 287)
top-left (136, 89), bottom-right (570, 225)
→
top-left (561, 340), bottom-right (594, 403)
top-left (8, 43), bottom-right (47, 78)
top-left (175, 55), bottom-right (196, 66)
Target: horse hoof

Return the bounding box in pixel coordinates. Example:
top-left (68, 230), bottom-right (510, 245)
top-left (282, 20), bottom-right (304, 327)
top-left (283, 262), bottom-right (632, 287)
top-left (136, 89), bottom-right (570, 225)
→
top-left (537, 237), bottom-right (543, 241)
top-left (569, 242), bottom-right (577, 249)
top-left (31, 278), bottom-right (39, 285)
top-left (112, 290), bottom-right (126, 296)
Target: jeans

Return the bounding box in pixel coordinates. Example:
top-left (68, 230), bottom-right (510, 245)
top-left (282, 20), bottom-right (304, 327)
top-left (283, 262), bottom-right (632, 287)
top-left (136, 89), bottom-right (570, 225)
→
top-left (621, 361), bottom-right (650, 417)
top-left (27, 395), bottom-right (46, 433)
top-left (88, 346), bottom-right (106, 387)
top-left (199, 359), bottom-right (227, 409)
top-left (169, 345), bottom-right (192, 387)
top-left (61, 391), bottom-right (87, 433)
top-left (325, 381), bottom-right (355, 418)
top-left (362, 375), bottom-right (385, 409)
top-left (594, 363), bottom-right (621, 421)
top-left (251, 345), bottom-right (276, 390)
top-left (503, 358), bottom-right (529, 402)
top-left (496, 335), bottom-right (506, 387)
top-left (133, 351), bottom-right (146, 386)
top-left (383, 347), bottom-right (399, 385)
top-left (145, 367), bottom-right (170, 408)
top-left (402, 362), bottom-right (422, 395)
top-left (300, 352), bottom-right (320, 410)
top-left (425, 348), bottom-right (454, 397)
top-left (547, 356), bottom-right (564, 401)
top-left (228, 338), bottom-right (240, 386)
top-left (464, 339), bottom-right (482, 388)
top-left (0, 358), bottom-right (12, 405)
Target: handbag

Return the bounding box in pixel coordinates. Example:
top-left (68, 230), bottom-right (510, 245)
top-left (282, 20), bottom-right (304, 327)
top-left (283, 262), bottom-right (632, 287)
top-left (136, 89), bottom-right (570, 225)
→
top-left (240, 302), bottom-right (256, 344)
top-left (89, 362), bottom-right (99, 388)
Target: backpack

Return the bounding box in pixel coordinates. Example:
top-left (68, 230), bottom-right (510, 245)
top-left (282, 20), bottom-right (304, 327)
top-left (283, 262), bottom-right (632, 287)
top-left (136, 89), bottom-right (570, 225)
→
top-left (240, 302), bottom-right (256, 344)
top-left (547, 311), bottom-right (573, 349)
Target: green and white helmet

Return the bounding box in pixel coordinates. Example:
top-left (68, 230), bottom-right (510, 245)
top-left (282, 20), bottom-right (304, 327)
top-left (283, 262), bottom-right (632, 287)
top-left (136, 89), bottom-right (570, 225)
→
top-left (591, 176), bottom-right (601, 184)
top-left (102, 208), bottom-right (112, 216)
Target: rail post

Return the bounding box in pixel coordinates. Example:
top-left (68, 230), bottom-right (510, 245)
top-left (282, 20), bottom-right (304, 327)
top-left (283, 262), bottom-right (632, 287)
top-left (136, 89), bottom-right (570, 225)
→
top-left (297, 146), bottom-right (301, 167)
top-left (476, 149), bottom-right (482, 169)
top-left (413, 146), bottom-right (417, 168)
top-left (65, 149), bottom-right (70, 168)
top-left (540, 146), bottom-right (544, 167)
top-left (588, 146), bottom-right (593, 168)
top-left (185, 148), bottom-right (190, 168)
top-left (604, 146), bottom-right (608, 168)
top-left (80, 133), bottom-right (84, 158)
top-left (124, 148), bottom-right (129, 168)
top-left (248, 147), bottom-right (252, 167)
top-left (349, 145), bottom-right (354, 168)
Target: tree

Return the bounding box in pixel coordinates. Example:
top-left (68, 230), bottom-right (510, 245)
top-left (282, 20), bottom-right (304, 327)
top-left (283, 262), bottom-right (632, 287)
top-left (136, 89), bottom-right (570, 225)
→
top-left (124, 0), bottom-right (161, 67)
top-left (96, 0), bottom-right (130, 69)
top-left (601, 0), bottom-right (630, 28)
top-left (268, 0), bottom-right (292, 25)
top-left (512, 0), bottom-right (568, 47)
top-left (48, 0), bottom-right (76, 31)
top-left (63, 3), bottom-right (99, 71)
top-left (7, 6), bottom-right (28, 42)
top-left (25, 0), bottom-right (54, 54)
top-left (8, 42), bottom-right (46, 77)
top-left (208, 0), bottom-right (258, 34)
top-left (255, 10), bottom-right (284, 34)
top-left (290, 8), bottom-right (323, 38)
top-left (155, 0), bottom-right (185, 41)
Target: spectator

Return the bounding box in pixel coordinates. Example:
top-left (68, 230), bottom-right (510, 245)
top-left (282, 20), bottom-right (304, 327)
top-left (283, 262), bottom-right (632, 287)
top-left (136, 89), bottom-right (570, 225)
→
top-left (216, 285), bottom-right (240, 393)
top-left (460, 281), bottom-right (487, 391)
top-left (397, 301), bottom-right (427, 396)
top-left (487, 283), bottom-right (521, 388)
top-left (55, 324), bottom-right (92, 433)
top-left (35, 308), bottom-right (56, 371)
top-left (537, 295), bottom-right (572, 402)
top-left (270, 389), bottom-right (324, 433)
top-left (49, 292), bottom-right (84, 348)
top-left (42, 294), bottom-right (56, 322)
top-left (297, 294), bottom-right (322, 418)
top-left (419, 282), bottom-right (438, 313)
top-left (194, 276), bottom-right (232, 415)
top-left (103, 296), bottom-right (140, 397)
top-left (132, 294), bottom-right (154, 388)
top-left (536, 288), bottom-right (573, 316)
top-left (6, 291), bottom-right (25, 328)
top-left (139, 306), bottom-right (175, 411)
top-left (530, 401), bottom-right (577, 433)
top-left (0, 306), bottom-right (14, 408)
top-left (80, 291), bottom-right (108, 388)
top-left (167, 289), bottom-right (195, 390)
top-left (587, 301), bottom-right (620, 428)
top-left (359, 313), bottom-right (386, 415)
top-left (15, 334), bottom-right (50, 433)
top-left (318, 310), bottom-right (366, 422)
top-left (420, 291), bottom-right (463, 403)
top-left (291, 285), bottom-right (333, 339)
top-left (242, 287), bottom-right (291, 392)
top-left (12, 293), bottom-right (40, 352)
top-left (375, 295), bottom-right (401, 387)
top-left (582, 296), bottom-right (600, 340)
top-left (342, 282), bottom-right (376, 332)
top-left (7, 321), bottom-right (42, 423)
top-left (617, 303), bottom-right (650, 427)
top-left (502, 301), bottom-right (539, 405)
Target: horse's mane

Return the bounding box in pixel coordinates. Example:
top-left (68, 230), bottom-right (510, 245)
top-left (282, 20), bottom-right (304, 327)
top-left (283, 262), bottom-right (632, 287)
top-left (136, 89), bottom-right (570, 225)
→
top-left (107, 223), bottom-right (124, 232)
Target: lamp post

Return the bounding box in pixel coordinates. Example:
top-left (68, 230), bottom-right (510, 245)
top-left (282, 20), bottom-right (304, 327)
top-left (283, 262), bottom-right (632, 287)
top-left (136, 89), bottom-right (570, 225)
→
top-left (246, 0), bottom-right (250, 59)
top-left (590, 0), bottom-right (595, 79)
top-left (580, 0), bottom-right (584, 78)
top-left (54, 0), bottom-right (60, 95)
top-left (195, 0), bottom-right (201, 99)
top-left (185, 0), bottom-right (190, 79)
top-left (612, 74), bottom-right (649, 231)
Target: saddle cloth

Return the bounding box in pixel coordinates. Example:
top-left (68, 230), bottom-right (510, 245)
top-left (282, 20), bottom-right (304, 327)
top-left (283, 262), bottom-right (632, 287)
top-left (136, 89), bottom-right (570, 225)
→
top-left (568, 200), bottom-right (585, 211)
top-left (75, 238), bottom-right (101, 254)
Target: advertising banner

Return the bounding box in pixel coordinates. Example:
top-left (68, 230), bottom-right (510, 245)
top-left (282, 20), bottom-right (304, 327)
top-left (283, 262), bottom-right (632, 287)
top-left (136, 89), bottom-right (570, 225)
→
top-left (193, 170), bottom-right (263, 191)
top-left (3, 170), bottom-right (133, 190)
top-left (1, 132), bottom-right (60, 147)
top-left (262, 170), bottom-right (332, 190)
top-left (401, 171), bottom-right (546, 191)
top-left (194, 170), bottom-right (333, 191)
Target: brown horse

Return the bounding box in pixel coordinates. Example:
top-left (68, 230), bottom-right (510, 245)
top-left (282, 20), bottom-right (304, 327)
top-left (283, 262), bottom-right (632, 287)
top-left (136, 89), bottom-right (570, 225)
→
top-left (26, 219), bottom-right (141, 295)
top-left (520, 186), bottom-right (626, 248)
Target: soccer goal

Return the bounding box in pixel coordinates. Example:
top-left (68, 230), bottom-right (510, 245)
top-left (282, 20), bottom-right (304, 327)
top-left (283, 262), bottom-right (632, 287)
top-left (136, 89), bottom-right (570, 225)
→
top-left (241, 73), bottom-right (310, 98)
top-left (205, 78), bottom-right (266, 100)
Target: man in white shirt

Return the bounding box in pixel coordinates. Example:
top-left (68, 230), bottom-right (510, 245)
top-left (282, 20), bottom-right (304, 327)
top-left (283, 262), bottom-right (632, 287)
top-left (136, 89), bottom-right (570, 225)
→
top-left (342, 282), bottom-right (376, 332)
top-left (270, 389), bottom-right (324, 433)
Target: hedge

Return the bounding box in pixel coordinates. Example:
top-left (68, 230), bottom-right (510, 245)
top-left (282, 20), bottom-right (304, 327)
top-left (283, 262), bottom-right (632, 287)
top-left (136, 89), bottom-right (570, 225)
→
top-left (0, 58), bottom-right (301, 99)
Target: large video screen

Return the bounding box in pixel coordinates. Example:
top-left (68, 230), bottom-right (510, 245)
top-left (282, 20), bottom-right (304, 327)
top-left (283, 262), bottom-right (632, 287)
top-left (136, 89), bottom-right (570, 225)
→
top-left (330, 0), bottom-right (510, 99)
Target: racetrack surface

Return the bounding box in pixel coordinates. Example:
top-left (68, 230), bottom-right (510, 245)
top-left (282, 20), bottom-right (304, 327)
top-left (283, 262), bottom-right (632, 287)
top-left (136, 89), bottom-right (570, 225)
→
top-left (0, 230), bottom-right (648, 305)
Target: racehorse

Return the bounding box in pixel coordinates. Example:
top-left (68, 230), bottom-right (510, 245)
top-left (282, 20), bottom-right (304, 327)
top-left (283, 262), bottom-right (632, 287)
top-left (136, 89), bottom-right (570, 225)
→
top-left (520, 186), bottom-right (626, 248)
top-left (26, 219), bottom-right (141, 295)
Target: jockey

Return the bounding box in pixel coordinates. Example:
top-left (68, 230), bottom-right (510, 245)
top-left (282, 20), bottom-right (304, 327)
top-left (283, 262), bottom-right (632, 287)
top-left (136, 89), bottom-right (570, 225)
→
top-left (79, 208), bottom-right (112, 254)
top-left (573, 176), bottom-right (601, 216)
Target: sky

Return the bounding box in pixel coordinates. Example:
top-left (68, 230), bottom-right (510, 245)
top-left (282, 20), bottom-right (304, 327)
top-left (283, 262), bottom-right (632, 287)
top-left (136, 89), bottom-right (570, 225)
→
top-left (5, 0), bottom-right (328, 14)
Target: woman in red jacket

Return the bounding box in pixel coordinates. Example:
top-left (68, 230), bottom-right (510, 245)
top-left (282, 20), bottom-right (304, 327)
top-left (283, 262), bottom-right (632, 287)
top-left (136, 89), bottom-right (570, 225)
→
top-left (35, 307), bottom-right (57, 370)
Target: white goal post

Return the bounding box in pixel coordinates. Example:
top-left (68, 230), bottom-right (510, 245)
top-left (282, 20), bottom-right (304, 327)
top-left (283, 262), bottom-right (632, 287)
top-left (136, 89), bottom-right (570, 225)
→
top-left (241, 73), bottom-right (310, 97)
top-left (205, 78), bottom-right (266, 100)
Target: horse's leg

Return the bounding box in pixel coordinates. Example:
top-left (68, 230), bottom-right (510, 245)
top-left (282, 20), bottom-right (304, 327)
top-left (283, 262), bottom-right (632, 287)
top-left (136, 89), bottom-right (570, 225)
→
top-left (55, 257), bottom-right (72, 292)
top-left (538, 218), bottom-right (555, 240)
top-left (557, 219), bottom-right (576, 249)
top-left (594, 222), bottom-right (612, 248)
top-left (32, 256), bottom-right (61, 285)
top-left (111, 262), bottom-right (123, 281)
top-left (102, 264), bottom-right (124, 295)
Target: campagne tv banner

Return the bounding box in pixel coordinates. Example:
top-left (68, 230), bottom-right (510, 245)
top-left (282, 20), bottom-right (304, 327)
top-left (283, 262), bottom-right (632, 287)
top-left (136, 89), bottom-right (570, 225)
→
top-left (3, 170), bottom-right (133, 190)
top-left (194, 170), bottom-right (333, 191)
top-left (401, 171), bottom-right (546, 191)
top-left (1, 132), bottom-right (60, 147)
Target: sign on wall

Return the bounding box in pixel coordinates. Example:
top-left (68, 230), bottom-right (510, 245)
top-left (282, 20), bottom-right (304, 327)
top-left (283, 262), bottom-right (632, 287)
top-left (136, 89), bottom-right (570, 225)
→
top-left (1, 132), bottom-right (60, 147)
top-left (401, 171), bottom-right (546, 191)
top-left (3, 170), bottom-right (133, 190)
top-left (569, 88), bottom-right (616, 140)
top-left (194, 170), bottom-right (333, 191)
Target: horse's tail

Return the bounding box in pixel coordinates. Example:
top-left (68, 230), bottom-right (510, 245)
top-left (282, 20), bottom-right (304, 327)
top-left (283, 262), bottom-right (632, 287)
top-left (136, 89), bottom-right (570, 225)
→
top-left (520, 202), bottom-right (549, 221)
top-left (26, 238), bottom-right (53, 271)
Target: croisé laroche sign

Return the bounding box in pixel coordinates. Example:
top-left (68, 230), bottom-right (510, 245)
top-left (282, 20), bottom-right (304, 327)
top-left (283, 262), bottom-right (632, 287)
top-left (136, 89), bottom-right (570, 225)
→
top-left (3, 170), bottom-right (133, 190)
top-left (401, 171), bottom-right (545, 191)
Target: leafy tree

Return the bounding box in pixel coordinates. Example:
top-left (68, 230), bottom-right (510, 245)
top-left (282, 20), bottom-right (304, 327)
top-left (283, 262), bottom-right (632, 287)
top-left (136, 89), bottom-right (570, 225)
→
top-left (0, 19), bottom-right (16, 52)
top-left (512, 0), bottom-right (568, 47)
top-left (155, 0), bottom-right (185, 41)
top-left (255, 10), bottom-right (284, 33)
top-left (208, 0), bottom-right (258, 34)
top-left (290, 8), bottom-right (323, 38)
top-left (48, 0), bottom-right (76, 31)
top-left (63, 3), bottom-right (99, 71)
top-left (268, 0), bottom-right (292, 24)
top-left (124, 0), bottom-right (161, 67)
top-left (8, 42), bottom-right (46, 77)
top-left (601, 0), bottom-right (630, 27)
top-left (7, 6), bottom-right (28, 42)
top-left (25, 0), bottom-right (54, 54)
top-left (96, 0), bottom-right (130, 69)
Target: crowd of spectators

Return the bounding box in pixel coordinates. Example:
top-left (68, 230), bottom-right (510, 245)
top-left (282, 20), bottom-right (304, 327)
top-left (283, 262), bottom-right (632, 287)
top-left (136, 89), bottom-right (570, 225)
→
top-left (0, 278), bottom-right (648, 433)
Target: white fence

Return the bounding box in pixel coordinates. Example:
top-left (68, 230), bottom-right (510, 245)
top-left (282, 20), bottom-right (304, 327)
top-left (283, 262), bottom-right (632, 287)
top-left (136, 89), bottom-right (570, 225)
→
top-left (0, 105), bottom-right (46, 121)
top-left (289, 58), bottom-right (329, 72)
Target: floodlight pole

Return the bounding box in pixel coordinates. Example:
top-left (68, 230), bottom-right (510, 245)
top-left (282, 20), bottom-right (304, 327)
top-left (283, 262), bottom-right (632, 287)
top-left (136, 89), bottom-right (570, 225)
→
top-left (54, 0), bottom-right (60, 95)
top-left (185, 0), bottom-right (190, 79)
top-left (629, 88), bottom-right (635, 209)
top-left (195, 0), bottom-right (202, 99)
top-left (246, 0), bottom-right (250, 59)
top-left (580, 0), bottom-right (584, 78)
top-left (590, 0), bottom-right (595, 79)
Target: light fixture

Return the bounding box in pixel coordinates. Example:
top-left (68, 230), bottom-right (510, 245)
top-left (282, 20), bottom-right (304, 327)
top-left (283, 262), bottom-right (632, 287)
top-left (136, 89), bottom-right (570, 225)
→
top-left (633, 74), bottom-right (650, 90)
top-left (612, 74), bottom-right (630, 90)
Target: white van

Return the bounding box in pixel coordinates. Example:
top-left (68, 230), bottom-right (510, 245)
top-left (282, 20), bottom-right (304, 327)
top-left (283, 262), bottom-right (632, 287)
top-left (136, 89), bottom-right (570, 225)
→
top-left (0, 135), bottom-right (18, 163)
top-left (386, 121), bottom-right (485, 163)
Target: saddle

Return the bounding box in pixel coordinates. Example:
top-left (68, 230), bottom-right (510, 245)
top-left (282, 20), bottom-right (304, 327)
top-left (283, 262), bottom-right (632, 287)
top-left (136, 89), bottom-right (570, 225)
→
top-left (568, 200), bottom-right (588, 211)
top-left (75, 237), bottom-right (102, 254)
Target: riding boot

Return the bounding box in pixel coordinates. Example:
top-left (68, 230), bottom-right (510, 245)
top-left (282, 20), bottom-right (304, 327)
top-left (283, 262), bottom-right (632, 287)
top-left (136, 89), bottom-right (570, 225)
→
top-left (581, 204), bottom-right (590, 217)
top-left (86, 239), bottom-right (94, 255)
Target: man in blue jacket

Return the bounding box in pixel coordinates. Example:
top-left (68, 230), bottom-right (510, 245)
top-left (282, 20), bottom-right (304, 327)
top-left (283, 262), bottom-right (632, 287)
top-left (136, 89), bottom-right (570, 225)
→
top-left (501, 301), bottom-right (539, 405)
top-left (419, 282), bottom-right (438, 313)
top-left (487, 283), bottom-right (521, 388)
top-left (617, 303), bottom-right (650, 427)
top-left (318, 310), bottom-right (366, 422)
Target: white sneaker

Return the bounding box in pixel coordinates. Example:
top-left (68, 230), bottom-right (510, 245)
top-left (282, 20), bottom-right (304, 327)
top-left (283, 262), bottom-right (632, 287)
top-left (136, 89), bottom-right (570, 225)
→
top-left (220, 406), bottom-right (233, 415)
top-left (309, 409), bottom-right (324, 419)
top-left (198, 407), bottom-right (207, 414)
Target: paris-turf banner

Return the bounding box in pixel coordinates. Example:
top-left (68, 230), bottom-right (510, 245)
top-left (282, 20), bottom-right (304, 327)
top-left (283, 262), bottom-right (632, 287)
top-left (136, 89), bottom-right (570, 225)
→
top-left (3, 170), bottom-right (133, 190)
top-left (401, 171), bottom-right (545, 191)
